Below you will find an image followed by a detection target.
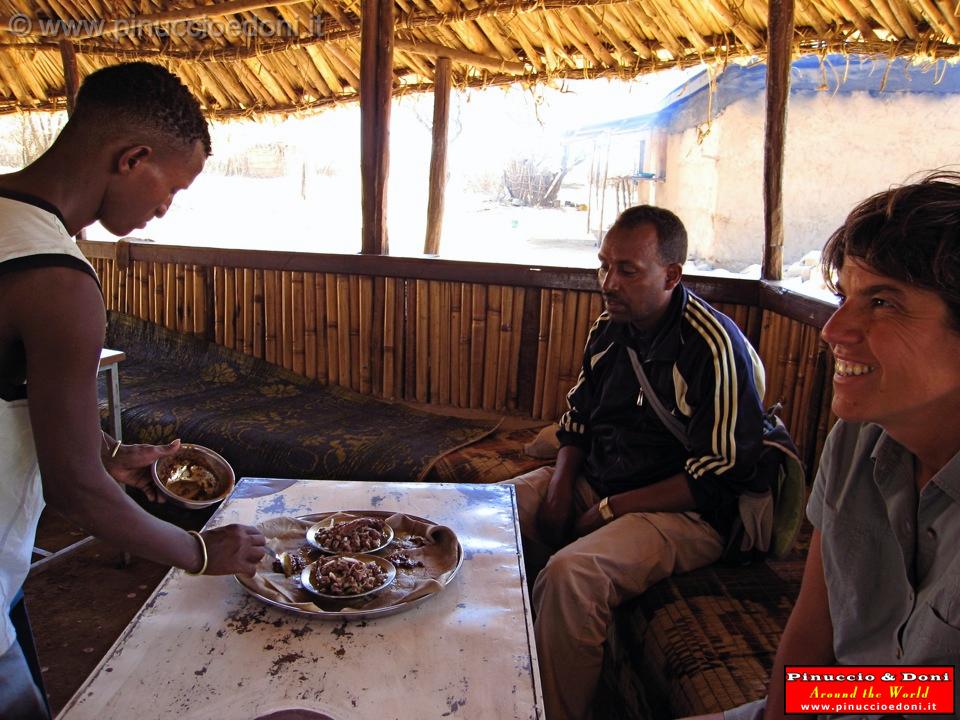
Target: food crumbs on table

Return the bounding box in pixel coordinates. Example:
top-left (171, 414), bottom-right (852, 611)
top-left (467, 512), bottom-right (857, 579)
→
top-left (331, 622), bottom-right (352, 638)
top-left (268, 652), bottom-right (305, 677)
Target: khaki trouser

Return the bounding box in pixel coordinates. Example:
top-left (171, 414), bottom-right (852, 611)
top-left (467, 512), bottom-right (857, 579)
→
top-left (508, 466), bottom-right (723, 720)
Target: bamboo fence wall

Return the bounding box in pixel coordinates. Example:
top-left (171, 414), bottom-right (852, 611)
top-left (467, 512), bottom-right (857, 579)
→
top-left (86, 249), bottom-right (835, 470)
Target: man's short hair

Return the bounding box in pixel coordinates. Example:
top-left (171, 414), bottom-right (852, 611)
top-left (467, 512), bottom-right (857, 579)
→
top-left (72, 62), bottom-right (211, 156)
top-left (609, 205), bottom-right (688, 265)
top-left (821, 170), bottom-right (960, 331)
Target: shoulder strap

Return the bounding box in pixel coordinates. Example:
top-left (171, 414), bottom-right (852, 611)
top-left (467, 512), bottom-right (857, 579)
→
top-left (625, 347), bottom-right (691, 450)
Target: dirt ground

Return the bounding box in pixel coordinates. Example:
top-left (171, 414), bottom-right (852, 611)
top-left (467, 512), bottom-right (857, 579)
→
top-left (23, 505), bottom-right (204, 715)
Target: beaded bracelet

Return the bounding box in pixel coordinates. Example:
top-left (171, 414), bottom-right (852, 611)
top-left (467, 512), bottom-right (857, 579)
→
top-left (185, 531), bottom-right (208, 576)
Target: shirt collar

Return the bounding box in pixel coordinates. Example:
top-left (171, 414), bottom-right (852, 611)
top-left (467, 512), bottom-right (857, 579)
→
top-left (870, 426), bottom-right (960, 504)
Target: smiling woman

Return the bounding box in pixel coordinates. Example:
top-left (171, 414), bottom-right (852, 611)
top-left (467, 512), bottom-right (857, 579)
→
top-left (819, 171), bottom-right (960, 455)
top-left (821, 260), bottom-right (960, 438)
top-left (714, 171), bottom-right (960, 720)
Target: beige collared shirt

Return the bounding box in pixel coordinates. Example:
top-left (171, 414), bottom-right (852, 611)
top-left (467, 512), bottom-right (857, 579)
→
top-left (810, 421), bottom-right (960, 715)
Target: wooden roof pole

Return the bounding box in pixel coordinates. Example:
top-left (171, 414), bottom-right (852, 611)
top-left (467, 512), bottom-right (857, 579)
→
top-left (58, 39), bottom-right (79, 115)
top-left (423, 57), bottom-right (451, 256)
top-left (59, 39), bottom-right (85, 240)
top-left (396, 39), bottom-right (527, 74)
top-left (360, 0), bottom-right (393, 255)
top-left (762, 0), bottom-right (795, 281)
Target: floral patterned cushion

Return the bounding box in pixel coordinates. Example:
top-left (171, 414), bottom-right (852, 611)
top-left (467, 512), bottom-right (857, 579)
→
top-left (102, 312), bottom-right (498, 483)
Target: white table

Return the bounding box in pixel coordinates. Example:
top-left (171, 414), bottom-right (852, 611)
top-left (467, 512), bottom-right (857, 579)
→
top-left (57, 478), bottom-right (544, 720)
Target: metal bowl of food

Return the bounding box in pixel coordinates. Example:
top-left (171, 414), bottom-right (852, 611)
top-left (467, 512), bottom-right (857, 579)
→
top-left (151, 443), bottom-right (235, 509)
top-left (300, 553), bottom-right (397, 600)
top-left (305, 515), bottom-right (394, 554)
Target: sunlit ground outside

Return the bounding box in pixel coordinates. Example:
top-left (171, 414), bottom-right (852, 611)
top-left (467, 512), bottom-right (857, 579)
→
top-left (85, 72), bottom-right (700, 269)
top-left (0, 68), bottom-right (834, 299)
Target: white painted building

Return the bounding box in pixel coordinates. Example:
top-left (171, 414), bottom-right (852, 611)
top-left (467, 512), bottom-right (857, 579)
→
top-left (568, 56), bottom-right (960, 270)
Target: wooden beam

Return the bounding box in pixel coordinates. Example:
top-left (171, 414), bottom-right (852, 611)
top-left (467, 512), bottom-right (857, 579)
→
top-left (762, 0), bottom-right (794, 281)
top-left (77, 238), bottom-right (763, 302)
top-left (424, 57), bottom-right (451, 256)
top-left (58, 39), bottom-right (79, 115)
top-left (400, 0), bottom-right (638, 32)
top-left (395, 38), bottom-right (527, 74)
top-left (0, 35), bottom-right (939, 119)
top-left (360, 0), bottom-right (393, 255)
top-left (0, 25), bottom-right (916, 69)
top-left (376, 0), bottom-right (394, 244)
top-left (59, 38), bottom-right (83, 239)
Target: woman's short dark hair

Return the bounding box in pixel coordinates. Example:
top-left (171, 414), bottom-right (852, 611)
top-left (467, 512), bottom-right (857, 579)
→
top-left (822, 170), bottom-right (960, 330)
top-left (609, 205), bottom-right (688, 265)
top-left (73, 62), bottom-right (211, 156)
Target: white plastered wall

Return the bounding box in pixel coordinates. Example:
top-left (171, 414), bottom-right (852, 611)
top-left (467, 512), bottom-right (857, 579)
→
top-left (659, 91), bottom-right (960, 269)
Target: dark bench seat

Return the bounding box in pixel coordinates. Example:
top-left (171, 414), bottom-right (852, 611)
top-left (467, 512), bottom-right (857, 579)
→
top-left (599, 529), bottom-right (808, 719)
top-left (102, 311), bottom-right (509, 483)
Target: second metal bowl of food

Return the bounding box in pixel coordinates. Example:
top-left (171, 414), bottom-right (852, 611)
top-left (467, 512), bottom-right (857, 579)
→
top-left (300, 553), bottom-right (397, 600)
top-left (305, 515), bottom-right (394, 554)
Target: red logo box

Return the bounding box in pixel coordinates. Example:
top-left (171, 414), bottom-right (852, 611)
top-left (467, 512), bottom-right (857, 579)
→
top-left (784, 665), bottom-right (955, 715)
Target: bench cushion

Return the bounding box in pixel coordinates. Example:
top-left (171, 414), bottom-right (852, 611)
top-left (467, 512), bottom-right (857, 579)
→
top-left (103, 312), bottom-right (499, 483)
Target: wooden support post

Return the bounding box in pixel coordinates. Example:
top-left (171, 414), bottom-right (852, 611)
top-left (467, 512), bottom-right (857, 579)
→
top-left (762, 0), bottom-right (795, 281)
top-left (360, 0), bottom-right (394, 255)
top-left (60, 39), bottom-right (84, 240)
top-left (59, 40), bottom-right (79, 116)
top-left (423, 57), bottom-right (451, 256)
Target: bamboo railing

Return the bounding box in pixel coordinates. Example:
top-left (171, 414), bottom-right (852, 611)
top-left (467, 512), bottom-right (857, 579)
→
top-left (83, 240), bottom-right (835, 470)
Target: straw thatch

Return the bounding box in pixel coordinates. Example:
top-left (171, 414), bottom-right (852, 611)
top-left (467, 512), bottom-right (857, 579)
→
top-left (0, 0), bottom-right (956, 116)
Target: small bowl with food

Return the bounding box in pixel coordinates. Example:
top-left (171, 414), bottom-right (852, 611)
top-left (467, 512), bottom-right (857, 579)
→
top-left (300, 553), bottom-right (396, 600)
top-left (151, 443), bottom-right (235, 509)
top-left (306, 515), bottom-right (394, 554)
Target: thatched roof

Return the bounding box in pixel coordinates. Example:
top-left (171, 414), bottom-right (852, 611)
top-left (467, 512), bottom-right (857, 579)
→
top-left (0, 0), bottom-right (957, 117)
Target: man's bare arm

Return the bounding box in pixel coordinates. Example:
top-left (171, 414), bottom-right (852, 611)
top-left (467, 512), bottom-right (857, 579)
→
top-left (763, 529), bottom-right (835, 720)
top-left (537, 444), bottom-right (585, 546)
top-left (14, 266), bottom-right (262, 575)
top-left (607, 472), bottom-right (696, 514)
top-left (574, 472), bottom-right (695, 536)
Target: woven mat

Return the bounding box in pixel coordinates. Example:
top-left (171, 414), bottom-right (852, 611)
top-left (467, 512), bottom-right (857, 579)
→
top-left (423, 426), bottom-right (553, 484)
top-left (599, 524), bottom-right (810, 719)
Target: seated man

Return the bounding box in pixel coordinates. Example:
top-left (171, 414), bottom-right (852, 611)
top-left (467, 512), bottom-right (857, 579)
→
top-left (699, 172), bottom-right (960, 720)
top-left (510, 205), bottom-right (781, 720)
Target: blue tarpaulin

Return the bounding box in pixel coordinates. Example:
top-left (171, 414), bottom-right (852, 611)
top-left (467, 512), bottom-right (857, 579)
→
top-left (567, 55), bottom-right (960, 139)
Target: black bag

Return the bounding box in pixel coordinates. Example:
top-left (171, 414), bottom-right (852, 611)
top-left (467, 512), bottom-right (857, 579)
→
top-left (626, 344), bottom-right (805, 566)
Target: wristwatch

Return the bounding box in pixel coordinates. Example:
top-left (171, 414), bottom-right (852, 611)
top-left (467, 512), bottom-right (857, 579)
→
top-left (598, 496), bottom-right (615, 522)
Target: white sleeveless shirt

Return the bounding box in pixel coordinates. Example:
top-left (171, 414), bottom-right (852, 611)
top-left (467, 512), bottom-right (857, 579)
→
top-left (0, 193), bottom-right (96, 653)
